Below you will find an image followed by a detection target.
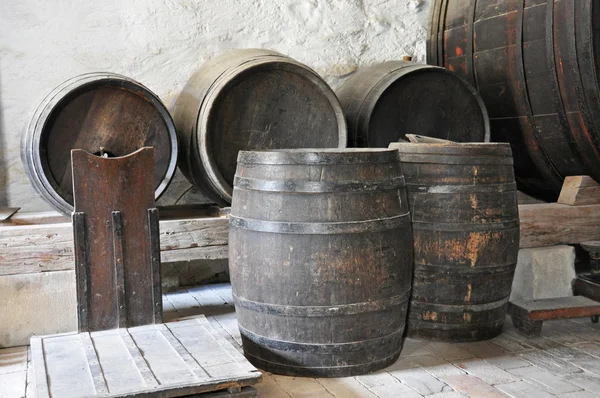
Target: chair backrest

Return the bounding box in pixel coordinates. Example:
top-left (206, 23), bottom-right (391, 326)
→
top-left (71, 147), bottom-right (162, 332)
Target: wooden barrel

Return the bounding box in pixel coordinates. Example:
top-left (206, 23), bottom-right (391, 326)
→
top-left (428, 0), bottom-right (600, 199)
top-left (229, 149), bottom-right (413, 377)
top-left (21, 72), bottom-right (178, 215)
top-left (336, 60), bottom-right (490, 148)
top-left (389, 142), bottom-right (520, 342)
top-left (173, 49), bottom-right (347, 206)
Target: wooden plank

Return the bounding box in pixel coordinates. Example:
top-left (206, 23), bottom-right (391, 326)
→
top-left (72, 148), bottom-right (158, 329)
top-left (558, 176), bottom-right (600, 206)
top-left (518, 203), bottom-right (600, 248)
top-left (166, 320), bottom-right (246, 379)
top-left (0, 346), bottom-right (28, 375)
top-left (151, 324), bottom-right (210, 382)
top-left (43, 334), bottom-right (97, 397)
top-left (79, 333), bottom-right (110, 395)
top-left (0, 211), bottom-right (67, 225)
top-left (117, 329), bottom-right (160, 389)
top-left (0, 216), bottom-right (229, 276)
top-left (30, 337), bottom-right (50, 398)
top-left (0, 206), bottom-right (229, 225)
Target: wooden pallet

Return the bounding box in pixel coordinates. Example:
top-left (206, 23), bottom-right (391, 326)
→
top-left (31, 315), bottom-right (262, 398)
top-left (507, 296), bottom-right (600, 336)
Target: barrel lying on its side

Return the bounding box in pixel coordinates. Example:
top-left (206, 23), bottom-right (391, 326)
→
top-left (173, 49), bottom-right (347, 206)
top-left (428, 0), bottom-right (600, 199)
top-left (229, 149), bottom-right (413, 377)
top-left (390, 142), bottom-right (519, 342)
top-left (21, 72), bottom-right (178, 215)
top-left (337, 60), bottom-right (490, 148)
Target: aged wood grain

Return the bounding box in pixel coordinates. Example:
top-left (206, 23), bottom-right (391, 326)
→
top-left (71, 148), bottom-right (160, 330)
top-left (0, 216), bottom-right (228, 276)
top-left (390, 142), bottom-right (519, 342)
top-left (518, 203), bottom-right (600, 248)
top-left (229, 148), bottom-right (413, 377)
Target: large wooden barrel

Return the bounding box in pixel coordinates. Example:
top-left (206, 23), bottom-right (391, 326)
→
top-left (428, 0), bottom-right (600, 199)
top-left (173, 49), bottom-right (347, 206)
top-left (336, 61), bottom-right (490, 147)
top-left (229, 149), bottom-right (413, 377)
top-left (389, 142), bottom-right (520, 342)
top-left (21, 72), bottom-right (178, 215)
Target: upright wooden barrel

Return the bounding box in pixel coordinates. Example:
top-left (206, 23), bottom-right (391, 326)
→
top-left (21, 72), bottom-right (178, 215)
top-left (336, 61), bottom-right (490, 148)
top-left (229, 149), bottom-right (413, 377)
top-left (428, 0), bottom-right (600, 199)
top-left (173, 49), bottom-right (347, 206)
top-left (389, 142), bottom-right (520, 342)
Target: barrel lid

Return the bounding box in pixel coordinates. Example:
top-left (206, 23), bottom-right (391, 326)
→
top-left (237, 148), bottom-right (400, 165)
top-left (389, 142), bottom-right (512, 157)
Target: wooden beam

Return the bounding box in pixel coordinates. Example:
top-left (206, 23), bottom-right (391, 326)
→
top-left (0, 216), bottom-right (229, 276)
top-left (519, 203), bottom-right (600, 248)
top-left (557, 176), bottom-right (600, 206)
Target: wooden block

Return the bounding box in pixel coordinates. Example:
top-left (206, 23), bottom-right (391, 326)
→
top-left (508, 296), bottom-right (600, 336)
top-left (31, 315), bottom-right (261, 398)
top-left (518, 203), bottom-right (600, 248)
top-left (558, 176), bottom-right (600, 206)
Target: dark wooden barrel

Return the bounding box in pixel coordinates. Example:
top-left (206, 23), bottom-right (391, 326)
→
top-left (173, 49), bottom-right (347, 206)
top-left (21, 72), bottom-right (178, 215)
top-left (428, 0), bottom-right (600, 199)
top-left (389, 142), bottom-right (520, 342)
top-left (336, 60), bottom-right (490, 148)
top-left (229, 149), bottom-right (413, 377)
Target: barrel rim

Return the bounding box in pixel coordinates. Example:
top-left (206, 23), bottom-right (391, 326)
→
top-left (236, 148), bottom-right (399, 165)
top-left (22, 72), bottom-right (178, 215)
top-left (195, 57), bottom-right (347, 203)
top-left (389, 141), bottom-right (512, 156)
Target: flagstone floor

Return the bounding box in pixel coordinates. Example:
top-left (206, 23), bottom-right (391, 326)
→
top-left (3, 283), bottom-right (600, 397)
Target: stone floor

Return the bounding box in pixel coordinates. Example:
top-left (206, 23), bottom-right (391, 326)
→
top-left (3, 283), bottom-right (600, 397)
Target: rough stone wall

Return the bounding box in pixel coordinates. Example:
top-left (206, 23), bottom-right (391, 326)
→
top-left (0, 0), bottom-right (430, 211)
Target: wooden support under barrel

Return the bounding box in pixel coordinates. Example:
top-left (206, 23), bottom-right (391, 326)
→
top-left (507, 297), bottom-right (600, 337)
top-left (71, 147), bottom-right (162, 331)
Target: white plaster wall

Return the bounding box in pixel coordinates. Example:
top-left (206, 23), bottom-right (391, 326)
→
top-left (0, 0), bottom-right (430, 211)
